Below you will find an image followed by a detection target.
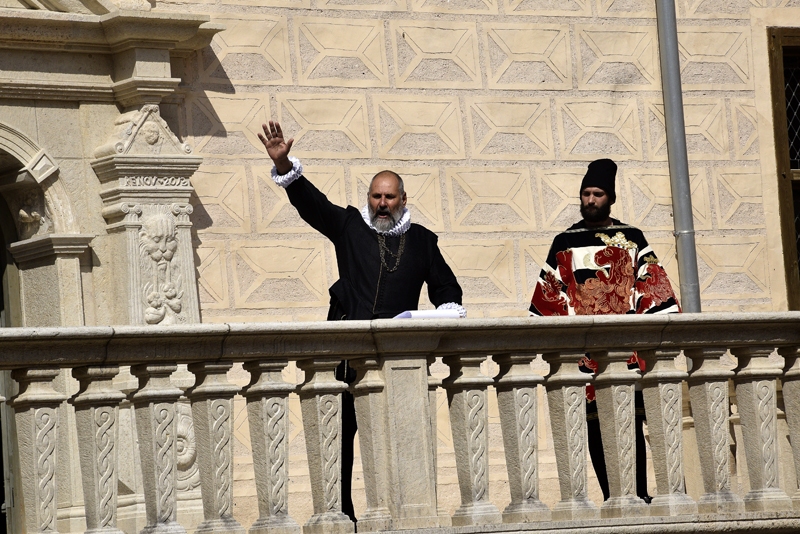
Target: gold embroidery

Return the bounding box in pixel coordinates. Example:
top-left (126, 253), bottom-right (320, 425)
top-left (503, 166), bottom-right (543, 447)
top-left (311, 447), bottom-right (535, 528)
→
top-left (642, 254), bottom-right (659, 264)
top-left (596, 231), bottom-right (636, 250)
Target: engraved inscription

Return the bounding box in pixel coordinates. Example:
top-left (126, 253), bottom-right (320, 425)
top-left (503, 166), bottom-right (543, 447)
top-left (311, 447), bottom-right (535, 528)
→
top-left (122, 176), bottom-right (191, 187)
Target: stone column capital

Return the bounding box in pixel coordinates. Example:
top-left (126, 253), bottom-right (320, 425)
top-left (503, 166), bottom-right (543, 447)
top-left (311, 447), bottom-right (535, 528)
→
top-left (542, 352), bottom-right (591, 387)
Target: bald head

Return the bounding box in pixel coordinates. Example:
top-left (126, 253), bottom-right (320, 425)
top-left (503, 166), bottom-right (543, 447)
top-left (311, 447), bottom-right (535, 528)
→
top-left (370, 170), bottom-right (404, 197)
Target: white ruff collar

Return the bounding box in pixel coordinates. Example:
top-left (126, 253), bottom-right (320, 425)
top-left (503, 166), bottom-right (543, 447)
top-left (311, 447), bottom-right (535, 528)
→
top-left (360, 205), bottom-right (411, 236)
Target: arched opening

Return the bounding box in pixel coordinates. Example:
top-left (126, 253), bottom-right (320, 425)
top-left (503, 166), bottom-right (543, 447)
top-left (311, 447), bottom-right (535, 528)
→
top-left (0, 145), bottom-right (26, 534)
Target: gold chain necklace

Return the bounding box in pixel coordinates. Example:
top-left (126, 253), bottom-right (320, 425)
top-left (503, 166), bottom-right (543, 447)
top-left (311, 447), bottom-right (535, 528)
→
top-left (377, 233), bottom-right (405, 272)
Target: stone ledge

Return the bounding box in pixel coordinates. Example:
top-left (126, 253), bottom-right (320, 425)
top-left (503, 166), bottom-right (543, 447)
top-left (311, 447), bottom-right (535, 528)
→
top-left (394, 513), bottom-right (800, 534)
top-left (0, 313), bottom-right (795, 368)
top-left (8, 233), bottom-right (94, 265)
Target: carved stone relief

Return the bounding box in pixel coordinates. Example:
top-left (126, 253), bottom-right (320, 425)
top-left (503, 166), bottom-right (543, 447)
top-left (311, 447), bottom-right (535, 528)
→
top-left (140, 207), bottom-right (185, 325)
top-left (7, 188), bottom-right (52, 240)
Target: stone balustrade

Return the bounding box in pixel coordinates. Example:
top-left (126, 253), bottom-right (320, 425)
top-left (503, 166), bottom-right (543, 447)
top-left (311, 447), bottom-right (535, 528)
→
top-left (2, 313), bottom-right (800, 534)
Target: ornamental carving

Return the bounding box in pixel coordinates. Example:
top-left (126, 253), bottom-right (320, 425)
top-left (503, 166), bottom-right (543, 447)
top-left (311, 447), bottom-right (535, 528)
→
top-left (266, 397), bottom-right (289, 516)
top-left (94, 105), bottom-right (192, 161)
top-left (35, 407), bottom-right (57, 531)
top-left (9, 189), bottom-right (52, 240)
top-left (140, 208), bottom-right (184, 325)
top-left (614, 384), bottom-right (635, 496)
top-left (468, 390), bottom-right (488, 502)
top-left (515, 388), bottom-right (537, 500)
top-left (176, 402), bottom-right (200, 492)
top-left (319, 394), bottom-right (340, 512)
top-left (565, 386), bottom-right (587, 498)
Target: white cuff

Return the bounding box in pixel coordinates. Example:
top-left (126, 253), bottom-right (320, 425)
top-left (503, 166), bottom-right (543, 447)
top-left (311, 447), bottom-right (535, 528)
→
top-left (271, 156), bottom-right (303, 188)
top-left (438, 302), bottom-right (466, 318)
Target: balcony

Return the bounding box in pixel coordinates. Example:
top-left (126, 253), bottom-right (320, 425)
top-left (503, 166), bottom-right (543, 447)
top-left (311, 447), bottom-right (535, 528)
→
top-left (1, 312), bottom-right (800, 534)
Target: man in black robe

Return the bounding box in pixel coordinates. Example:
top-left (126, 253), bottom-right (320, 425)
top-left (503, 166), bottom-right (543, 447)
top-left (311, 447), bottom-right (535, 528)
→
top-left (258, 121), bottom-right (464, 523)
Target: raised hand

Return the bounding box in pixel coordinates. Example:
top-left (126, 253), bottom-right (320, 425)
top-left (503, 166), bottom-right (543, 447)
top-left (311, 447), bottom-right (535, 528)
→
top-left (258, 121), bottom-right (294, 175)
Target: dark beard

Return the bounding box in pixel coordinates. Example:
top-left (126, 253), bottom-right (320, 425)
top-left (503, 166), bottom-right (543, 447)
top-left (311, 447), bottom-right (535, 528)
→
top-left (580, 202), bottom-right (611, 224)
top-left (369, 205), bottom-right (402, 232)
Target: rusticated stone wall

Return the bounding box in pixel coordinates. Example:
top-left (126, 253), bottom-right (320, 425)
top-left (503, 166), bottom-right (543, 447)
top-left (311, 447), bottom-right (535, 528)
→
top-left (156, 0), bottom-right (783, 322)
top-left (150, 0), bottom-right (795, 527)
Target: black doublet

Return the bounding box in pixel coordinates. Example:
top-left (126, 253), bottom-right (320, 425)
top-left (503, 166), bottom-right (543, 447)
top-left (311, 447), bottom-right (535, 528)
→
top-left (285, 176), bottom-right (463, 320)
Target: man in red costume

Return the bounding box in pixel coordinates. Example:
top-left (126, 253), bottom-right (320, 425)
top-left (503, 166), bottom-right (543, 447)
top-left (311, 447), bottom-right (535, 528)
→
top-left (529, 158), bottom-right (680, 503)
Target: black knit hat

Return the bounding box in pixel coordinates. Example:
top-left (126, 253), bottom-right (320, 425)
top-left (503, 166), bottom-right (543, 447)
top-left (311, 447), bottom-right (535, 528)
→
top-left (580, 158), bottom-right (617, 201)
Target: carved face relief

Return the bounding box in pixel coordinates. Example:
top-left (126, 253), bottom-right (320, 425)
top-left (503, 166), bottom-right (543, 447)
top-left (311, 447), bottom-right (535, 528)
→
top-left (139, 214), bottom-right (178, 265)
top-left (141, 121), bottom-right (161, 146)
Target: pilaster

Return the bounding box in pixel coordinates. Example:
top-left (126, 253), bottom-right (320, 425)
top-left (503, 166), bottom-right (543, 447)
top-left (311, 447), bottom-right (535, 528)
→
top-left (92, 104), bottom-right (202, 326)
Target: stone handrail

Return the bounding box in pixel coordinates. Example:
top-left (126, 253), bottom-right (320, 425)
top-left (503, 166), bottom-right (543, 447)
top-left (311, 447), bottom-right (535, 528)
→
top-left (3, 313), bottom-right (800, 534)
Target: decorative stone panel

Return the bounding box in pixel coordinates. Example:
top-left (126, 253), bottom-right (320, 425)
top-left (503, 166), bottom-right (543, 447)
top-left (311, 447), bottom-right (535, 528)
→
top-left (390, 20), bottom-right (482, 89)
top-left (373, 95), bottom-right (464, 159)
top-left (556, 98), bottom-right (642, 161)
top-left (256, 165), bottom-right (346, 233)
top-left (295, 17), bottom-right (389, 88)
top-left (483, 23), bottom-right (571, 90)
top-left (677, 28), bottom-right (752, 90)
top-left (646, 99), bottom-right (730, 161)
top-left (503, 0), bottom-right (591, 16)
top-left (92, 105), bottom-right (202, 325)
top-left (576, 26), bottom-right (659, 90)
top-left (622, 168), bottom-right (711, 232)
top-left (277, 93), bottom-right (371, 159)
top-left (184, 93), bottom-right (271, 158)
top-left (201, 14), bottom-right (291, 87)
top-left (466, 97), bottom-right (554, 160)
top-left (445, 167), bottom-right (535, 232)
top-left (230, 239), bottom-right (329, 309)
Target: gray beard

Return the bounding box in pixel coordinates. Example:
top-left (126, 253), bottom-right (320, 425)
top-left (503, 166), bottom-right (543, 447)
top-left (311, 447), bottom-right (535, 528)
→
top-left (369, 205), bottom-right (401, 232)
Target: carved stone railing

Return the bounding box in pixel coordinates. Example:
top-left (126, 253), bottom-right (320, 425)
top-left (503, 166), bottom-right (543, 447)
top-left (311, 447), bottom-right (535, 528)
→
top-left (2, 313), bottom-right (800, 534)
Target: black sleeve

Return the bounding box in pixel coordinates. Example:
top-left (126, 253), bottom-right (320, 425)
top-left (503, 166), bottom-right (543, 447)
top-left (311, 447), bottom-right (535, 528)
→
top-left (425, 234), bottom-right (463, 307)
top-left (285, 176), bottom-right (349, 241)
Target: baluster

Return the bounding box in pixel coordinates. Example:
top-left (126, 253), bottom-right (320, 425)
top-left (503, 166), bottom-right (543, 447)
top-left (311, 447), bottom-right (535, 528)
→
top-left (685, 348), bottom-right (744, 514)
top-left (130, 363), bottom-right (187, 533)
top-left (779, 346), bottom-right (800, 510)
top-left (297, 359), bottom-right (354, 534)
top-left (493, 353), bottom-right (550, 523)
top-left (591, 350), bottom-right (648, 517)
top-left (10, 368), bottom-right (67, 534)
top-left (638, 350), bottom-right (697, 516)
top-left (243, 360), bottom-right (301, 534)
top-left (71, 366), bottom-right (127, 534)
top-left (348, 357), bottom-right (391, 532)
top-left (732, 347), bottom-right (793, 511)
top-left (441, 353), bottom-right (502, 526)
top-left (542, 352), bottom-right (599, 520)
top-left (187, 362), bottom-right (245, 533)
top-left (427, 354), bottom-right (451, 527)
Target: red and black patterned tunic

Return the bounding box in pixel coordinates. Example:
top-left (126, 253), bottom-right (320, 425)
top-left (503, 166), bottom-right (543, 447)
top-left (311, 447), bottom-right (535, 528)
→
top-left (529, 219), bottom-right (680, 401)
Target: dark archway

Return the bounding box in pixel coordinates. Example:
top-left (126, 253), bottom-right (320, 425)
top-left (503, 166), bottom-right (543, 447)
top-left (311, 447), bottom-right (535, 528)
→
top-left (0, 146), bottom-right (24, 534)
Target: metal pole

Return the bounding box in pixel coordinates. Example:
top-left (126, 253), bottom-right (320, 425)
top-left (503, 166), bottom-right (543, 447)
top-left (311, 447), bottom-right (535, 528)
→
top-left (655, 0), bottom-right (702, 312)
